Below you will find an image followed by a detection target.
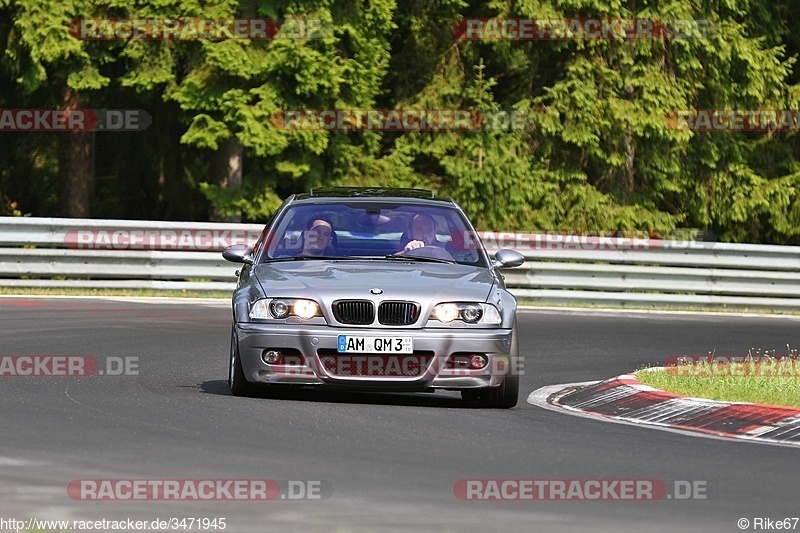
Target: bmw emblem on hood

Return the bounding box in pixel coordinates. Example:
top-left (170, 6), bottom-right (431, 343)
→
top-left (370, 288), bottom-right (384, 295)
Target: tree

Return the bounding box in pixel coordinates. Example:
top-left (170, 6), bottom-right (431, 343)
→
top-left (2, 0), bottom-right (111, 216)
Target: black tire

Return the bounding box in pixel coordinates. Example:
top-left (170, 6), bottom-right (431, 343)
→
top-left (228, 326), bottom-right (258, 397)
top-left (460, 389), bottom-right (480, 402)
top-left (469, 320), bottom-right (520, 408)
top-left (477, 371), bottom-right (519, 408)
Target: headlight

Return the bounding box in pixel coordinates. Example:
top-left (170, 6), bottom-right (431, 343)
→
top-left (249, 299), bottom-right (272, 319)
top-left (430, 303), bottom-right (501, 325)
top-left (249, 298), bottom-right (321, 320)
top-left (460, 304), bottom-right (483, 323)
top-left (432, 303), bottom-right (459, 323)
top-left (270, 299), bottom-right (291, 319)
top-left (293, 299), bottom-right (320, 319)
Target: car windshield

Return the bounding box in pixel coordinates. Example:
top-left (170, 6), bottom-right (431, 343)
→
top-left (260, 202), bottom-right (486, 267)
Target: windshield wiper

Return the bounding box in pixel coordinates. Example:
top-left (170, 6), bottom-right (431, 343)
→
top-left (264, 254), bottom-right (454, 263)
top-left (291, 255), bottom-right (361, 261)
top-left (382, 254), bottom-right (455, 264)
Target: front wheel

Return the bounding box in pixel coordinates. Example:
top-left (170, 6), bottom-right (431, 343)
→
top-left (476, 371), bottom-right (519, 408)
top-left (463, 321), bottom-right (520, 408)
top-left (229, 326), bottom-right (258, 397)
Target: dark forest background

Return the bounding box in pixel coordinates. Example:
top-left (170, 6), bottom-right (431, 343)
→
top-left (2, 0), bottom-right (800, 244)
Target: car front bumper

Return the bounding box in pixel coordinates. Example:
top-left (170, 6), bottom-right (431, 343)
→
top-left (235, 322), bottom-right (515, 390)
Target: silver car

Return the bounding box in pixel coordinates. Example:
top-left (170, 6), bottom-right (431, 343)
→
top-left (223, 188), bottom-right (525, 408)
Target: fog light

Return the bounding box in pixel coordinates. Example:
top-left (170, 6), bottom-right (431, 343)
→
top-left (469, 354), bottom-right (488, 369)
top-left (262, 350), bottom-right (282, 364)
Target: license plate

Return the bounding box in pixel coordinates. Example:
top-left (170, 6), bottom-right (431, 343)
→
top-left (337, 335), bottom-right (413, 354)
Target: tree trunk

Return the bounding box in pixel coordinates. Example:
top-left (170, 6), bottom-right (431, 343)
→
top-left (209, 137), bottom-right (243, 222)
top-left (624, 124), bottom-right (635, 198)
top-left (58, 87), bottom-right (93, 217)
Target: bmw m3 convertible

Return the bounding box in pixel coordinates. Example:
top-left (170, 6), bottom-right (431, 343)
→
top-left (222, 187), bottom-right (525, 407)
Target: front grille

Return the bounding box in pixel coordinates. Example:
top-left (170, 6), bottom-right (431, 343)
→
top-left (332, 300), bottom-right (374, 325)
top-left (378, 301), bottom-right (420, 325)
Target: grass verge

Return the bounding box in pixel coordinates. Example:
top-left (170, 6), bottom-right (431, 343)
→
top-left (0, 287), bottom-right (230, 299)
top-left (515, 299), bottom-right (800, 316)
top-left (636, 355), bottom-right (800, 408)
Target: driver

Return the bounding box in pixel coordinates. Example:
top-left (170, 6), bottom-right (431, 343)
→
top-left (402, 213), bottom-right (440, 252)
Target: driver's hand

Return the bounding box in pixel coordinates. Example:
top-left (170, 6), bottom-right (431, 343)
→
top-left (404, 240), bottom-right (425, 251)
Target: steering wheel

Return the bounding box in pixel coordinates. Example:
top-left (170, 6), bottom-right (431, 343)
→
top-left (403, 245), bottom-right (456, 262)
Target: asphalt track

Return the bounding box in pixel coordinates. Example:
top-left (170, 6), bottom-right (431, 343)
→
top-left (1, 297), bottom-right (799, 532)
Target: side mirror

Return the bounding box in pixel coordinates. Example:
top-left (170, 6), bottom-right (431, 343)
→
top-left (223, 244), bottom-right (254, 264)
top-left (492, 249), bottom-right (525, 268)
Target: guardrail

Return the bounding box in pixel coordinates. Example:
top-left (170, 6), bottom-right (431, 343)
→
top-left (1, 216), bottom-right (799, 310)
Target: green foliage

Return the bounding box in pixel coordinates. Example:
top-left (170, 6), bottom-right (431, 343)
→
top-left (1, 0), bottom-right (799, 240)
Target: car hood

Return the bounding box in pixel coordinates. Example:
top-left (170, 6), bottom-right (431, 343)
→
top-left (252, 260), bottom-right (495, 304)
